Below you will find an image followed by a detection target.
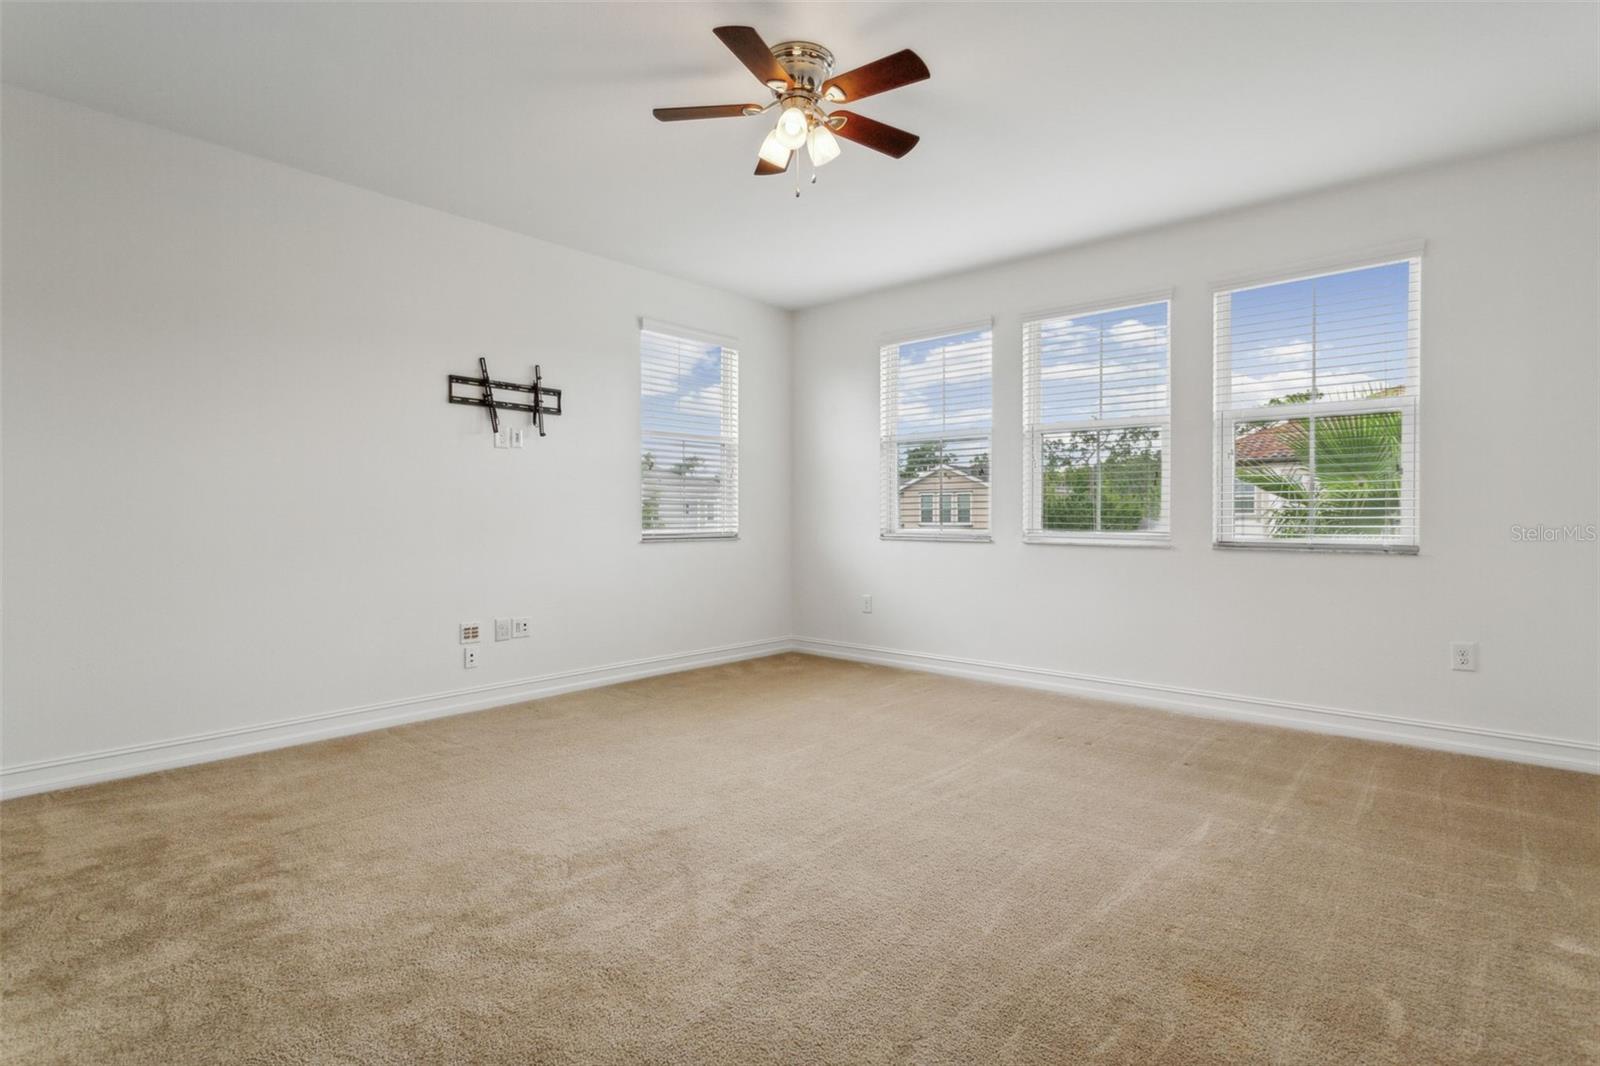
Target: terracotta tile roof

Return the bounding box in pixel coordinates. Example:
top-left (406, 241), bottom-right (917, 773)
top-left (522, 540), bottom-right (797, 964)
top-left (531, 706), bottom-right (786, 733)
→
top-left (1235, 386), bottom-right (1406, 463)
top-left (1235, 422), bottom-right (1300, 462)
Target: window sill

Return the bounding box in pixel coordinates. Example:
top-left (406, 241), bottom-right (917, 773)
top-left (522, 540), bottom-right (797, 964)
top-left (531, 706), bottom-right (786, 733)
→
top-left (880, 532), bottom-right (993, 543)
top-left (1214, 539), bottom-right (1418, 556)
top-left (641, 532), bottom-right (740, 543)
top-left (1024, 534), bottom-right (1172, 548)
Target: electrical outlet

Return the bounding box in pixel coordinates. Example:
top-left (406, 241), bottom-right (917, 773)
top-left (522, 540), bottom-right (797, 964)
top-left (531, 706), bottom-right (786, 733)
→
top-left (862, 594), bottom-right (873, 614)
top-left (494, 428), bottom-right (510, 449)
top-left (459, 621), bottom-right (482, 644)
top-left (510, 427), bottom-right (526, 449)
top-left (1450, 642), bottom-right (1478, 672)
top-left (494, 617), bottom-right (513, 642)
top-left (512, 616), bottom-right (531, 638)
top-left (463, 646), bottom-right (480, 669)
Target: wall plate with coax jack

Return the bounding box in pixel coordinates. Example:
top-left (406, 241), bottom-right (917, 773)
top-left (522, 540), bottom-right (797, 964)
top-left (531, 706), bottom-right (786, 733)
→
top-left (463, 646), bottom-right (480, 669)
top-left (512, 617), bottom-right (531, 638)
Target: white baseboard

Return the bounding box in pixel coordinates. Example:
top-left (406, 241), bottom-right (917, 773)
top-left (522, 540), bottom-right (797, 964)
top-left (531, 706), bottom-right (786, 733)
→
top-left (792, 637), bottom-right (1600, 775)
top-left (8, 634), bottom-right (1593, 798)
top-left (0, 637), bottom-right (792, 799)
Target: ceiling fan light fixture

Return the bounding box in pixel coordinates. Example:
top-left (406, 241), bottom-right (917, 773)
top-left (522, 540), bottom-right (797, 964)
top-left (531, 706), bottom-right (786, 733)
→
top-left (774, 103), bottom-right (810, 149)
top-left (807, 124), bottom-right (841, 167)
top-left (652, 27), bottom-right (927, 181)
top-left (758, 129), bottom-right (792, 170)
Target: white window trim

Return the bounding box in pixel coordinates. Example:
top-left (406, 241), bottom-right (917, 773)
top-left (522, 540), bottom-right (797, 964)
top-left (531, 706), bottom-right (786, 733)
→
top-left (1211, 248), bottom-right (1423, 554)
top-left (1022, 294), bottom-right (1173, 547)
top-left (879, 319), bottom-right (995, 543)
top-left (639, 318), bottom-right (739, 543)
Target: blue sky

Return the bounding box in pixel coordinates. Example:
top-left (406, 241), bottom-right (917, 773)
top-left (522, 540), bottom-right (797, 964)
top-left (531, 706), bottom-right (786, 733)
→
top-left (642, 340), bottom-right (726, 442)
top-left (892, 328), bottom-right (992, 438)
top-left (1034, 301), bottom-right (1168, 424)
top-left (1225, 260), bottom-right (1413, 407)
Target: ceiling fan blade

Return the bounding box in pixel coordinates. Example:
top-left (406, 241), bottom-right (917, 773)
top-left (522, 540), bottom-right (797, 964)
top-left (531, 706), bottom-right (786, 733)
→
top-left (822, 49), bottom-right (929, 103)
top-left (713, 26), bottom-right (791, 88)
top-left (652, 104), bottom-right (760, 122)
top-left (829, 111), bottom-right (920, 158)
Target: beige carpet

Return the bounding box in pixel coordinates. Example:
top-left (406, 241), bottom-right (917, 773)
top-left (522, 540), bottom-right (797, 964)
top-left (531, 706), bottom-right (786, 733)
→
top-left (2, 654), bottom-right (1596, 1064)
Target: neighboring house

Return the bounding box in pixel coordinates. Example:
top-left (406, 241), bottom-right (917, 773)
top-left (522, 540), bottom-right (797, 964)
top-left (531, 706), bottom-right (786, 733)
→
top-left (642, 467), bottom-right (726, 530)
top-left (897, 464), bottom-right (990, 530)
top-left (1231, 385), bottom-right (1407, 534)
top-left (1231, 420), bottom-right (1303, 535)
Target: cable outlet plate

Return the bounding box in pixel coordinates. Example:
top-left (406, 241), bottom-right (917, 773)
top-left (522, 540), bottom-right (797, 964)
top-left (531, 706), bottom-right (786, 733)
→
top-left (463, 646), bottom-right (480, 669)
top-left (512, 617), bottom-right (531, 638)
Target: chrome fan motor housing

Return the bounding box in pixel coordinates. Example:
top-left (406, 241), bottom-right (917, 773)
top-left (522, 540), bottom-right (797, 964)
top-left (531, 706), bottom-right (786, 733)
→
top-left (769, 41), bottom-right (835, 95)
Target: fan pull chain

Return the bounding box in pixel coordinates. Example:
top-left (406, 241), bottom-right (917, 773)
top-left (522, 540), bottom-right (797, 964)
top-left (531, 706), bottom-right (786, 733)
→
top-left (793, 139), bottom-right (818, 198)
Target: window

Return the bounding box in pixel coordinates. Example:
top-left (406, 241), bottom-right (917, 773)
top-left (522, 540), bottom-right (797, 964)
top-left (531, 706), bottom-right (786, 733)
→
top-left (880, 323), bottom-right (993, 540)
top-left (1233, 478), bottom-right (1257, 517)
top-left (1214, 253), bottom-right (1421, 551)
top-left (640, 321), bottom-right (738, 540)
top-left (1023, 297), bottom-right (1171, 543)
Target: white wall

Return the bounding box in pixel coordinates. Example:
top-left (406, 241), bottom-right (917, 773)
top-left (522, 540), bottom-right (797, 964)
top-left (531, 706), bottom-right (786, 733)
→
top-left (1, 89), bottom-right (791, 789)
top-left (5, 89), bottom-right (1596, 791)
top-left (792, 134), bottom-right (1599, 769)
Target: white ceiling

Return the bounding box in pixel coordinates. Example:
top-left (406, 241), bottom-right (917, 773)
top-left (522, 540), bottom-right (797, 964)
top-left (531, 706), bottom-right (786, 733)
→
top-left (4, 2), bottom-right (1597, 308)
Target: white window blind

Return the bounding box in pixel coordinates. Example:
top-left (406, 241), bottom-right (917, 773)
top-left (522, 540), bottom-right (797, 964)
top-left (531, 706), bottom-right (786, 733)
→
top-left (1023, 297), bottom-right (1171, 543)
top-left (879, 323), bottom-right (993, 540)
top-left (640, 322), bottom-right (738, 540)
top-left (1214, 254), bottom-right (1421, 551)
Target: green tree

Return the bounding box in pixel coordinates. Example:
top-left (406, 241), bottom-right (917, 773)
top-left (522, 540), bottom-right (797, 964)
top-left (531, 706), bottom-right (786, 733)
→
top-left (1235, 412), bottom-right (1400, 537)
top-left (641, 452), bottom-right (662, 528)
top-left (1041, 428), bottom-right (1162, 533)
top-left (900, 442), bottom-right (952, 479)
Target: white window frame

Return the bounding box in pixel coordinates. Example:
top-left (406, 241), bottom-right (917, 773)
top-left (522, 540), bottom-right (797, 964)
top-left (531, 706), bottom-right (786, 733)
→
top-left (639, 318), bottom-right (739, 542)
top-left (879, 320), bottom-right (994, 543)
top-left (1212, 245), bottom-right (1423, 554)
top-left (1022, 292), bottom-right (1173, 547)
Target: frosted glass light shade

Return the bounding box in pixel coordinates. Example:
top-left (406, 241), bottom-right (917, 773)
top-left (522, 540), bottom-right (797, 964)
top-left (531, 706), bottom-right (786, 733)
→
top-left (774, 106), bottom-right (809, 150)
top-left (758, 130), bottom-right (792, 170)
top-left (807, 124), bottom-right (841, 167)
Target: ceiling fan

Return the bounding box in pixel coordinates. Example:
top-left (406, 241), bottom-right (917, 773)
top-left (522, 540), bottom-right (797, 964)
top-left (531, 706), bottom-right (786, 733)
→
top-left (652, 26), bottom-right (929, 177)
